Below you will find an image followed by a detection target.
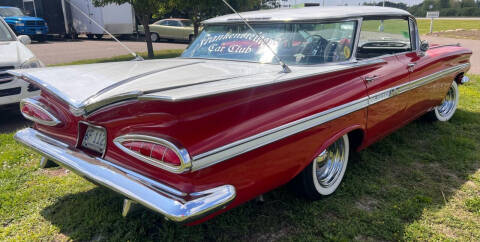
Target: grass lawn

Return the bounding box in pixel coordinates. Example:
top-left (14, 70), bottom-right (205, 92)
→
top-left (417, 19), bottom-right (480, 35)
top-left (1, 72), bottom-right (479, 240)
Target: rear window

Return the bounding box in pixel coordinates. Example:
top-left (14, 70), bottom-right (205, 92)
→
top-left (182, 21), bottom-right (357, 65)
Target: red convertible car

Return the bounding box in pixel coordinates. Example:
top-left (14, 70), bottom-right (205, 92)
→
top-left (10, 7), bottom-right (471, 224)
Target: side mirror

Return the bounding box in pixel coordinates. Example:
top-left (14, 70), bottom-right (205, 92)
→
top-left (18, 35), bottom-right (32, 45)
top-left (420, 40), bottom-right (429, 52)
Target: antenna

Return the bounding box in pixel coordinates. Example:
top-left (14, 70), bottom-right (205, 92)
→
top-left (221, 0), bottom-right (291, 73)
top-left (64, 0), bottom-right (144, 61)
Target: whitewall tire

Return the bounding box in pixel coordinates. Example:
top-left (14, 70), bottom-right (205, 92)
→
top-left (433, 81), bottom-right (459, 122)
top-left (295, 134), bottom-right (350, 200)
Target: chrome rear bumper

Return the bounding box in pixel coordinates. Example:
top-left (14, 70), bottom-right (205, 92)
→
top-left (14, 128), bottom-right (236, 223)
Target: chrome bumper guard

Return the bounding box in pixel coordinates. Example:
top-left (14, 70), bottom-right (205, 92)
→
top-left (14, 128), bottom-right (236, 223)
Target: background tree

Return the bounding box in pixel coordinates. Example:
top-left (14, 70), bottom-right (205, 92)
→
top-left (172, 0), bottom-right (261, 37)
top-left (93, 0), bottom-right (168, 58)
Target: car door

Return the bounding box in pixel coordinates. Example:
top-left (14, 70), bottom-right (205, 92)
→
top-left (168, 20), bottom-right (185, 40)
top-left (396, 18), bottom-right (453, 122)
top-left (357, 17), bottom-right (414, 146)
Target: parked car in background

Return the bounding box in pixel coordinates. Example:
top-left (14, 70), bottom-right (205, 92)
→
top-left (0, 17), bottom-right (42, 108)
top-left (138, 18), bottom-right (195, 42)
top-left (0, 6), bottom-right (48, 42)
top-left (10, 7), bottom-right (471, 224)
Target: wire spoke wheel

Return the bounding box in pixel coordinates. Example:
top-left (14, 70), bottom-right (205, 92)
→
top-left (295, 134), bottom-right (350, 199)
top-left (312, 135), bottom-right (349, 195)
top-left (315, 140), bottom-right (347, 188)
top-left (434, 81), bottom-right (459, 122)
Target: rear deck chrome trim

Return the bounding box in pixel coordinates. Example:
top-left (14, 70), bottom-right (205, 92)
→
top-left (15, 128), bottom-right (236, 223)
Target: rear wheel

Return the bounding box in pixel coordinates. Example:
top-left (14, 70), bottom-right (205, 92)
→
top-left (87, 34), bottom-right (94, 40)
top-left (95, 34), bottom-right (103, 39)
top-left (429, 81), bottom-right (459, 122)
top-left (295, 135), bottom-right (350, 200)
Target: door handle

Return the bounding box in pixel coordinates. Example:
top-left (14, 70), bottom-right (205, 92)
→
top-left (365, 75), bottom-right (378, 83)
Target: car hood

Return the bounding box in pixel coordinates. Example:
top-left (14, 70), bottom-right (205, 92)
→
top-left (0, 41), bottom-right (35, 67)
top-left (4, 16), bottom-right (44, 21)
top-left (9, 58), bottom-right (283, 114)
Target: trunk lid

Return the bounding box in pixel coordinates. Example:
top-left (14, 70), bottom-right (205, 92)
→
top-left (9, 58), bottom-right (279, 114)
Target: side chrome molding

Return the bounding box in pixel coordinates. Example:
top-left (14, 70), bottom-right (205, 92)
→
top-left (191, 96), bottom-right (370, 171)
top-left (191, 63), bottom-right (470, 171)
top-left (368, 63), bottom-right (470, 105)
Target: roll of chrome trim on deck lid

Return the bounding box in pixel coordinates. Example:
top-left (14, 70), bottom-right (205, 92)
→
top-left (14, 128), bottom-right (236, 223)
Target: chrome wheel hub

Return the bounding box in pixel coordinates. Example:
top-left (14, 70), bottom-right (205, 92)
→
top-left (437, 85), bottom-right (457, 118)
top-left (315, 138), bottom-right (347, 188)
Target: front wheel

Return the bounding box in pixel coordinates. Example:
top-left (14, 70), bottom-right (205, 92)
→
top-left (430, 81), bottom-right (459, 122)
top-left (294, 134), bottom-right (350, 200)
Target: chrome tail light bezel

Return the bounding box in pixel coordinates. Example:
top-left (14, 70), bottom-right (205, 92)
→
top-left (20, 98), bottom-right (62, 127)
top-left (113, 134), bottom-right (192, 174)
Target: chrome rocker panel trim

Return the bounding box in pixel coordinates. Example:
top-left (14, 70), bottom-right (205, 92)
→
top-left (191, 63), bottom-right (470, 171)
top-left (14, 128), bottom-right (236, 223)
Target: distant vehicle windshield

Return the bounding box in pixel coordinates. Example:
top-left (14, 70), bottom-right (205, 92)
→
top-left (181, 21), bottom-right (357, 65)
top-left (0, 7), bottom-right (25, 17)
top-left (0, 20), bottom-right (15, 41)
top-left (181, 20), bottom-right (192, 27)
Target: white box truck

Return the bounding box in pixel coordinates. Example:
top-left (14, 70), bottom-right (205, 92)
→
top-left (69, 0), bottom-right (135, 39)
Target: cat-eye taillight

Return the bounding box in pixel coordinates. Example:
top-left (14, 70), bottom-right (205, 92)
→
top-left (114, 134), bottom-right (191, 173)
top-left (20, 98), bottom-right (61, 126)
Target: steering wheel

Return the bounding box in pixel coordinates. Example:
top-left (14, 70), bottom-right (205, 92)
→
top-left (298, 34), bottom-right (328, 64)
top-left (323, 42), bottom-right (338, 62)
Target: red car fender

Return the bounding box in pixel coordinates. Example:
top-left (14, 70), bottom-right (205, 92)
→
top-left (308, 124), bottom-right (365, 165)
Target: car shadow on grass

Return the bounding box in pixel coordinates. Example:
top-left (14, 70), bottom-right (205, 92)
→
top-left (0, 108), bottom-right (31, 134)
top-left (39, 109), bottom-right (480, 241)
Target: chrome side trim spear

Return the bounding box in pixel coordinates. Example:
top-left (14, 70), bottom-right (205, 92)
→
top-left (221, 0), bottom-right (291, 73)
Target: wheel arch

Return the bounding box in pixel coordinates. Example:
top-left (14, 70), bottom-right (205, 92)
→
top-left (454, 72), bottom-right (465, 85)
top-left (291, 124), bottom-right (366, 181)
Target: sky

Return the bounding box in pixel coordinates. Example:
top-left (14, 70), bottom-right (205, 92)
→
top-left (278, 0), bottom-right (421, 7)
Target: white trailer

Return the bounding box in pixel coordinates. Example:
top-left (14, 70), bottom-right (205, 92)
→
top-left (69, 0), bottom-right (135, 39)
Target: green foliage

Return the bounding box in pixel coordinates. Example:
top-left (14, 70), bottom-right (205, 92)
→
top-left (408, 0), bottom-right (480, 17)
top-left (362, 1), bottom-right (408, 10)
top-left (416, 19), bottom-right (480, 34)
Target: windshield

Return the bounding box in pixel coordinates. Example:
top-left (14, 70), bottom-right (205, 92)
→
top-left (0, 20), bottom-right (15, 41)
top-left (181, 20), bottom-right (192, 27)
top-left (181, 21), bottom-right (357, 65)
top-left (0, 7), bottom-right (25, 17)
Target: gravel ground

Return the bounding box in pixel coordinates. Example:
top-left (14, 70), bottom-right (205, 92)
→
top-left (28, 39), bottom-right (188, 65)
top-left (422, 35), bottom-right (480, 74)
